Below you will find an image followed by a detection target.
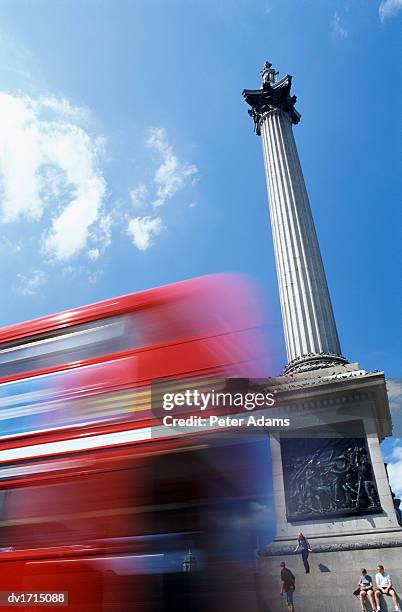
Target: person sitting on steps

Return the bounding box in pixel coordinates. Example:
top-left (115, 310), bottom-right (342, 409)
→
top-left (357, 568), bottom-right (376, 612)
top-left (375, 565), bottom-right (400, 611)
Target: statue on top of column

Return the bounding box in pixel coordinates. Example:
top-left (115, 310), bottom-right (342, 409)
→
top-left (242, 60), bottom-right (301, 135)
top-left (261, 61), bottom-right (279, 86)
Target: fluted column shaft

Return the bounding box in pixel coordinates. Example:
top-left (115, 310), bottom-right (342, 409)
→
top-left (260, 110), bottom-right (342, 368)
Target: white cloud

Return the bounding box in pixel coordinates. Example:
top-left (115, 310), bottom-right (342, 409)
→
top-left (379, 0), bottom-right (402, 21)
top-left (39, 96), bottom-right (90, 123)
top-left (16, 269), bottom-right (45, 296)
top-left (0, 236), bottom-right (21, 253)
top-left (147, 127), bottom-right (198, 207)
top-left (385, 378), bottom-right (402, 498)
top-left (0, 96), bottom-right (198, 267)
top-left (387, 378), bottom-right (402, 438)
top-left (387, 443), bottom-right (402, 497)
top-left (127, 127), bottom-right (198, 250)
top-left (88, 269), bottom-right (103, 284)
top-left (387, 379), bottom-right (402, 410)
top-left (0, 91), bottom-right (106, 260)
top-left (127, 216), bottom-right (164, 251)
top-left (331, 11), bottom-right (348, 39)
top-left (42, 176), bottom-right (105, 260)
top-left (130, 184), bottom-right (148, 209)
top-left (87, 248), bottom-right (100, 261)
top-left (86, 213), bottom-right (112, 259)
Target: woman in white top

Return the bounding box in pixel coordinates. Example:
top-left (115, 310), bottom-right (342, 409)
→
top-left (357, 568), bottom-right (375, 612)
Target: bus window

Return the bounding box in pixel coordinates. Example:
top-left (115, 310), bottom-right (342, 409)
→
top-left (0, 278), bottom-right (263, 380)
top-left (0, 304), bottom-right (235, 380)
top-left (0, 316), bottom-right (132, 378)
top-left (0, 490), bottom-right (8, 550)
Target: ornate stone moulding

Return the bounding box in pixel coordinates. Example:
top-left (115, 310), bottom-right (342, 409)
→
top-left (283, 353), bottom-right (349, 375)
top-left (259, 538), bottom-right (402, 556)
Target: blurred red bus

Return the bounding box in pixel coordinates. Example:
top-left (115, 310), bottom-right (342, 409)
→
top-left (0, 274), bottom-right (268, 450)
top-left (0, 275), bottom-right (271, 611)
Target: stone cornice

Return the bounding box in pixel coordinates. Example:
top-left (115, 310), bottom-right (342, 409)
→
top-left (263, 368), bottom-right (392, 439)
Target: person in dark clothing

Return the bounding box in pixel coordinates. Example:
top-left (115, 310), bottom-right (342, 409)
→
top-left (294, 532), bottom-right (312, 573)
top-left (280, 561), bottom-right (295, 612)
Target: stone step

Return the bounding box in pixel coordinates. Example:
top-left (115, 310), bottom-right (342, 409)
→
top-left (257, 551), bottom-right (402, 612)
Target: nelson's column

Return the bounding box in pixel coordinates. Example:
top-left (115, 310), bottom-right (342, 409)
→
top-left (243, 63), bottom-right (402, 611)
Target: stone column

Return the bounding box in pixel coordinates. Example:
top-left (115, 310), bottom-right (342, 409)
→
top-left (243, 62), bottom-right (347, 374)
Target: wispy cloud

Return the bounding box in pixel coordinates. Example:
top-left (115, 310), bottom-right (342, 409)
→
top-left (387, 378), bottom-right (402, 438)
top-left (383, 379), bottom-right (402, 496)
top-left (0, 30), bottom-right (41, 91)
top-left (129, 184), bottom-right (149, 209)
top-left (147, 127), bottom-right (198, 208)
top-left (0, 236), bottom-right (21, 253)
top-left (0, 88), bottom-right (198, 282)
top-left (379, 0), bottom-right (402, 21)
top-left (16, 269), bottom-right (45, 296)
top-left (127, 215), bottom-right (165, 251)
top-left (87, 213), bottom-right (112, 259)
top-left (0, 91), bottom-right (106, 261)
top-left (39, 96), bottom-right (91, 123)
top-left (88, 269), bottom-right (104, 284)
top-left (331, 11), bottom-right (348, 39)
top-left (387, 442), bottom-right (402, 497)
top-left (87, 248), bottom-right (100, 261)
top-left (387, 378), bottom-right (402, 410)
top-left (127, 127), bottom-right (198, 250)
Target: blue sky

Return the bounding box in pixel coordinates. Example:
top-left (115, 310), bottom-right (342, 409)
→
top-left (0, 1), bottom-right (400, 487)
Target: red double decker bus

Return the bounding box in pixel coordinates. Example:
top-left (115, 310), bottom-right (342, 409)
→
top-left (0, 275), bottom-right (272, 611)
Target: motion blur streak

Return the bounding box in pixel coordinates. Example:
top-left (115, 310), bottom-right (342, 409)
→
top-left (0, 427), bottom-right (152, 462)
top-left (0, 275), bottom-right (274, 611)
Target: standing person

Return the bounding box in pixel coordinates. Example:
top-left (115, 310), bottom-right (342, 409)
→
top-left (356, 568), bottom-right (376, 612)
top-left (374, 565), bottom-right (400, 611)
top-left (294, 532), bottom-right (312, 574)
top-left (280, 561), bottom-right (295, 612)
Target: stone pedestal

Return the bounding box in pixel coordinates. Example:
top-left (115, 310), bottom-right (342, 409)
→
top-left (257, 364), bottom-right (402, 611)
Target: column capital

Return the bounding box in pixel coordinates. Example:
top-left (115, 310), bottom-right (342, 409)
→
top-left (242, 62), bottom-right (301, 135)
